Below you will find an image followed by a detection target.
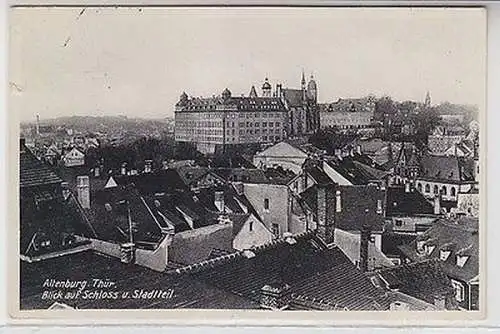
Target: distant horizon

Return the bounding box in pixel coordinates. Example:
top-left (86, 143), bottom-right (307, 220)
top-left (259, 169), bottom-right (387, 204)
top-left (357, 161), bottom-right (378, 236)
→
top-left (10, 7), bottom-right (486, 123)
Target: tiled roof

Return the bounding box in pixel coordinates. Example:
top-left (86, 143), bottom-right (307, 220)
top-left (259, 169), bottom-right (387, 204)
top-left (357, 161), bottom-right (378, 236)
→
top-left (419, 155), bottom-right (474, 183)
top-left (114, 169), bottom-right (188, 195)
top-left (385, 186), bottom-right (435, 216)
top-left (20, 143), bottom-right (63, 188)
top-left (20, 192), bottom-right (96, 256)
top-left (20, 251), bottom-right (258, 310)
top-left (88, 185), bottom-right (163, 244)
top-left (398, 217), bottom-right (479, 282)
top-left (375, 260), bottom-right (454, 306)
top-left (212, 168), bottom-right (269, 184)
top-left (282, 89), bottom-right (304, 107)
top-left (324, 156), bottom-right (384, 185)
top-left (175, 166), bottom-right (211, 186)
top-left (306, 166), bottom-right (333, 185)
top-left (177, 95), bottom-right (286, 112)
top-left (175, 233), bottom-right (391, 310)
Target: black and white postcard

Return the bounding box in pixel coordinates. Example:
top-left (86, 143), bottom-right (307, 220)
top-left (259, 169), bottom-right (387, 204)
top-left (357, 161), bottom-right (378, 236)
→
top-left (8, 5), bottom-right (487, 325)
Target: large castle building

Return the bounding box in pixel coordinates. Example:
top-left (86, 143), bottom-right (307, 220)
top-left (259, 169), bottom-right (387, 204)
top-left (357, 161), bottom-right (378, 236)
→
top-left (174, 73), bottom-right (320, 154)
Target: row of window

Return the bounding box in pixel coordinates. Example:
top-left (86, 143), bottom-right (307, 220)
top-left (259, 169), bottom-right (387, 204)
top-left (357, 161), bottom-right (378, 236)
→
top-left (417, 182), bottom-right (457, 197)
top-left (235, 128), bottom-right (283, 135)
top-left (225, 135), bottom-right (282, 143)
top-left (231, 121), bottom-right (281, 128)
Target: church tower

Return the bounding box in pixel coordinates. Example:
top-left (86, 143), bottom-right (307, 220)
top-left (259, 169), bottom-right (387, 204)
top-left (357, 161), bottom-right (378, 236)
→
top-left (307, 74), bottom-right (317, 103)
top-left (262, 78), bottom-right (272, 97)
top-left (424, 91), bottom-right (431, 108)
top-left (301, 70), bottom-right (307, 101)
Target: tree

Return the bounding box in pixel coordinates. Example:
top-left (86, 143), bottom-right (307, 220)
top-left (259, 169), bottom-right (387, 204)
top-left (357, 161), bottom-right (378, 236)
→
top-left (414, 106), bottom-right (441, 149)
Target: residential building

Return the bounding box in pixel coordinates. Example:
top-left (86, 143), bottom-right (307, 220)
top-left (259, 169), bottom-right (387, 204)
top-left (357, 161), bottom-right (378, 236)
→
top-left (428, 125), bottom-right (467, 156)
top-left (63, 147), bottom-right (85, 167)
top-left (399, 217), bottom-right (479, 310)
top-left (319, 96), bottom-right (376, 132)
top-left (20, 139), bottom-right (95, 259)
top-left (415, 154), bottom-right (476, 205)
top-left (253, 141), bottom-right (309, 175)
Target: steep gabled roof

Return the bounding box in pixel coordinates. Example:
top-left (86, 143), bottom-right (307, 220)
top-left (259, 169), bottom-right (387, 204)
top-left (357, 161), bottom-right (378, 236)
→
top-left (20, 142), bottom-right (63, 188)
top-left (375, 259), bottom-right (454, 306)
top-left (399, 217), bottom-right (479, 282)
top-left (254, 141), bottom-right (308, 159)
top-left (419, 154), bottom-right (474, 183)
top-left (174, 233), bottom-right (391, 310)
top-left (282, 88), bottom-right (304, 107)
top-left (385, 186), bottom-right (435, 216)
top-left (20, 250), bottom-right (258, 310)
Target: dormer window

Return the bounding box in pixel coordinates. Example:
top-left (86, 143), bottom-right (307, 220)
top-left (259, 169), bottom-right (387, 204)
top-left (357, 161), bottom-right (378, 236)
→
top-left (416, 240), bottom-right (426, 252)
top-left (456, 255), bottom-right (469, 268)
top-left (440, 250), bottom-right (451, 261)
top-left (425, 245), bottom-right (436, 255)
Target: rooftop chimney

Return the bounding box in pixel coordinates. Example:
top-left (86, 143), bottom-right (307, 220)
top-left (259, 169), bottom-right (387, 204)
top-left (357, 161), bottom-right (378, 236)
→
top-left (120, 242), bottom-right (136, 264)
top-left (434, 192), bottom-right (441, 215)
top-left (260, 283), bottom-right (291, 310)
top-left (335, 190), bottom-right (342, 213)
top-left (144, 160), bottom-right (153, 173)
top-left (356, 145), bottom-right (362, 155)
top-left (76, 175), bottom-right (90, 209)
top-left (94, 166), bottom-right (100, 178)
top-left (359, 211), bottom-right (370, 273)
top-left (121, 162), bottom-right (127, 176)
top-left (61, 182), bottom-right (71, 200)
top-left (404, 181), bottom-right (411, 193)
top-left (316, 184), bottom-right (335, 245)
top-left (215, 191), bottom-right (225, 212)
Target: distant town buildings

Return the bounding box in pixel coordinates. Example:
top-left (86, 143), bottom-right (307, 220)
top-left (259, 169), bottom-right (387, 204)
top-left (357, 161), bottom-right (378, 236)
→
top-left (174, 73), bottom-right (320, 154)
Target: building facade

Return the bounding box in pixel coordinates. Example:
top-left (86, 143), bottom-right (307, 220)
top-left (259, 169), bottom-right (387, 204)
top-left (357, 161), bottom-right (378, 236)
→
top-left (175, 87), bottom-right (288, 154)
top-left (319, 97), bottom-right (376, 132)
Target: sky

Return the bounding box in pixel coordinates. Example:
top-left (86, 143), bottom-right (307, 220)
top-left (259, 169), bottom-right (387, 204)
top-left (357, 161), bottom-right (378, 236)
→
top-left (9, 7), bottom-right (486, 122)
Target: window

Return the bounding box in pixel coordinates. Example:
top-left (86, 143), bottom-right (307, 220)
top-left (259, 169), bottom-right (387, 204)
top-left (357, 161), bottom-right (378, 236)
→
top-left (440, 250), bottom-right (451, 261)
top-left (451, 187), bottom-right (456, 197)
top-left (272, 223), bottom-right (279, 237)
top-left (451, 280), bottom-right (465, 302)
top-left (377, 200), bottom-right (383, 214)
top-left (264, 198), bottom-right (270, 211)
top-left (425, 245), bottom-right (436, 255)
top-left (425, 184), bottom-right (430, 193)
top-left (456, 255), bottom-right (469, 268)
top-left (255, 122), bottom-right (260, 127)
top-left (417, 183), bottom-right (422, 192)
top-left (275, 122), bottom-right (280, 127)
top-left (395, 219), bottom-right (403, 227)
top-left (263, 122), bottom-right (267, 127)
top-left (249, 221), bottom-right (253, 232)
top-left (269, 123), bottom-right (274, 127)
top-left (433, 185), bottom-right (439, 194)
top-left (442, 186), bottom-right (447, 196)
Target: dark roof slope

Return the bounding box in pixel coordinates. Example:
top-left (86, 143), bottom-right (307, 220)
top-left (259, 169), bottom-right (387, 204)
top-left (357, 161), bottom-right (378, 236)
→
top-left (375, 260), bottom-right (454, 306)
top-left (399, 217), bottom-right (479, 282)
top-left (20, 251), bottom-right (258, 310)
top-left (419, 155), bottom-right (474, 183)
top-left (20, 143), bottom-right (63, 188)
top-left (114, 169), bottom-right (188, 195)
top-left (179, 233), bottom-right (391, 310)
top-left (385, 186), bottom-right (435, 216)
top-left (282, 89), bottom-right (304, 107)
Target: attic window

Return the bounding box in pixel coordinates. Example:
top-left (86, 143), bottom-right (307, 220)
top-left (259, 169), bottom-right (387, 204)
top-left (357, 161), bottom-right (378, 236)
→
top-left (105, 203), bottom-right (112, 212)
top-left (456, 255), bottom-right (469, 268)
top-left (440, 250), bottom-right (451, 261)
